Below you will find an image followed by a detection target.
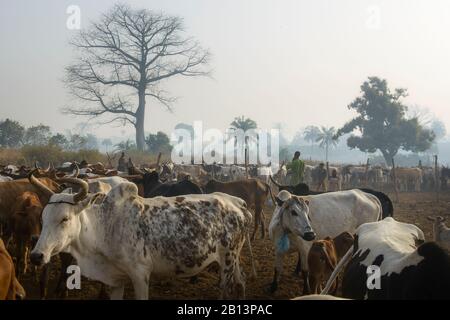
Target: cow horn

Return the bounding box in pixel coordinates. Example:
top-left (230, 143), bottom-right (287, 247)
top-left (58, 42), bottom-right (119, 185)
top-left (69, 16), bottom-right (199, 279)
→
top-left (71, 164), bottom-right (80, 178)
top-left (269, 175), bottom-right (282, 188)
top-left (34, 161), bottom-right (39, 169)
top-left (28, 170), bottom-right (55, 198)
top-left (55, 176), bottom-right (88, 203)
top-left (45, 162), bottom-right (51, 172)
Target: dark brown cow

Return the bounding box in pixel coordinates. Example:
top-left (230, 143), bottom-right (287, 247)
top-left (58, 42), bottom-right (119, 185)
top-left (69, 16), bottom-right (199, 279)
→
top-left (0, 238), bottom-right (25, 300)
top-left (204, 178), bottom-right (275, 240)
top-left (307, 232), bottom-right (354, 294)
top-left (9, 191), bottom-right (42, 278)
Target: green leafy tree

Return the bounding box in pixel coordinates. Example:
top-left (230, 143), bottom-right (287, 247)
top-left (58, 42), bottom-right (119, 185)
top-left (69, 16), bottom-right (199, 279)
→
top-left (430, 119), bottom-right (446, 141)
top-left (145, 131), bottom-right (172, 154)
top-left (23, 124), bottom-right (51, 146)
top-left (336, 77), bottom-right (435, 165)
top-left (49, 133), bottom-right (69, 148)
top-left (0, 119), bottom-right (25, 148)
top-left (316, 126), bottom-right (339, 162)
top-left (67, 134), bottom-right (88, 151)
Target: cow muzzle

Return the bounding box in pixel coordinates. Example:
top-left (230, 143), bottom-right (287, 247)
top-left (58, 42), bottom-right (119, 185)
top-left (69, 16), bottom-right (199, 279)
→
top-left (30, 251), bottom-right (45, 266)
top-left (302, 231), bottom-right (316, 241)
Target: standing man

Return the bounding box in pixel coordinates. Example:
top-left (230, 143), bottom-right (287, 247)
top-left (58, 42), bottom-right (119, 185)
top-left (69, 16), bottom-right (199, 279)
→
top-left (286, 151), bottom-right (305, 186)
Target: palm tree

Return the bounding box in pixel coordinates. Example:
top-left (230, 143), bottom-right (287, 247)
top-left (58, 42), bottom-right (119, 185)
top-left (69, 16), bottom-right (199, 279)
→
top-left (303, 126), bottom-right (321, 154)
top-left (229, 116), bottom-right (257, 164)
top-left (102, 138), bottom-right (113, 153)
top-left (316, 126), bottom-right (339, 162)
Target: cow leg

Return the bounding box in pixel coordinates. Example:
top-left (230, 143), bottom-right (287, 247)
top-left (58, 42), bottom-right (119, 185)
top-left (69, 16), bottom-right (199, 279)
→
top-left (308, 274), bottom-right (319, 294)
top-left (219, 250), bottom-right (236, 299)
top-left (109, 284), bottom-right (125, 300)
top-left (256, 205), bottom-right (265, 239)
top-left (131, 275), bottom-right (150, 300)
top-left (269, 252), bottom-right (284, 293)
top-left (233, 260), bottom-right (245, 300)
top-left (251, 210), bottom-right (259, 241)
top-left (298, 243), bottom-right (311, 295)
top-left (302, 270), bottom-right (310, 295)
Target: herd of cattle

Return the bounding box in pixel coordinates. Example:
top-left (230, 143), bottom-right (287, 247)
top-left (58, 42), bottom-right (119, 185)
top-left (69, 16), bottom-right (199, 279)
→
top-left (0, 159), bottom-right (449, 300)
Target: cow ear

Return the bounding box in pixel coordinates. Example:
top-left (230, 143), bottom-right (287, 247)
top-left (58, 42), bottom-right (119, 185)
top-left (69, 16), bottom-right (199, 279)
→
top-left (275, 196), bottom-right (284, 207)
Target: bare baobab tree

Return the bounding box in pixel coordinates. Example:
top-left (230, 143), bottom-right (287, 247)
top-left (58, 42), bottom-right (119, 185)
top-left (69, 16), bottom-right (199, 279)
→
top-left (64, 4), bottom-right (210, 150)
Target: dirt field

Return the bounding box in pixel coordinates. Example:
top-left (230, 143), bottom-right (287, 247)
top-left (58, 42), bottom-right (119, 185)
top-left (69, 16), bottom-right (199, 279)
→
top-left (20, 191), bottom-right (450, 300)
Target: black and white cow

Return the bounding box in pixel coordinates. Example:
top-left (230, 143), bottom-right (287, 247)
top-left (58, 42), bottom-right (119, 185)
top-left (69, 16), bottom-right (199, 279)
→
top-left (28, 174), bottom-right (254, 299)
top-left (268, 189), bottom-right (382, 294)
top-left (322, 217), bottom-right (450, 299)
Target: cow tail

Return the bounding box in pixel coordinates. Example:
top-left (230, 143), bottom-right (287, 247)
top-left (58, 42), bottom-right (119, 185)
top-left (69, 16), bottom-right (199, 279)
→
top-left (321, 245), bottom-right (354, 295)
top-left (246, 232), bottom-right (257, 280)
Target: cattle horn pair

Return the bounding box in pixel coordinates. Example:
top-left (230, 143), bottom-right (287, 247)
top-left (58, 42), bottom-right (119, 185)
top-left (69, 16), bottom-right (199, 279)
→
top-left (28, 170), bottom-right (55, 198)
top-left (28, 169), bottom-right (88, 203)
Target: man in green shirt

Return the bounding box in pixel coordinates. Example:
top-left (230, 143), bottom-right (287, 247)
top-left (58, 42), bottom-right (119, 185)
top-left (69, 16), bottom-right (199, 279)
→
top-left (286, 151), bottom-right (305, 186)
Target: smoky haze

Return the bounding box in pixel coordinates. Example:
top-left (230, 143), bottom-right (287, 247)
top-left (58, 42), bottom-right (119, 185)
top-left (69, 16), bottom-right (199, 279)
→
top-left (0, 1), bottom-right (449, 156)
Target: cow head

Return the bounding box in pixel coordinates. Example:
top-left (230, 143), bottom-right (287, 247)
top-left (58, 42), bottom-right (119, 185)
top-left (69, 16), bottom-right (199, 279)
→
top-left (10, 192), bottom-right (43, 246)
top-left (275, 191), bottom-right (316, 241)
top-left (28, 172), bottom-right (94, 266)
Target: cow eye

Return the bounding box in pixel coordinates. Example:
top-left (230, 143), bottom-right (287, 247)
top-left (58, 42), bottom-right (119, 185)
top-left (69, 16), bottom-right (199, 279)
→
top-left (61, 217), bottom-right (69, 224)
top-left (291, 210), bottom-right (298, 216)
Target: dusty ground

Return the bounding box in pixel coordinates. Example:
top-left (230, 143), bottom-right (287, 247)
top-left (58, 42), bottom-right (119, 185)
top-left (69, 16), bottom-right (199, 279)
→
top-left (20, 191), bottom-right (450, 300)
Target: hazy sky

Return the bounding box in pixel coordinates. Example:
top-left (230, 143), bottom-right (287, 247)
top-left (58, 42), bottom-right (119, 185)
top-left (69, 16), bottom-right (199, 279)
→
top-left (1, 0), bottom-right (450, 140)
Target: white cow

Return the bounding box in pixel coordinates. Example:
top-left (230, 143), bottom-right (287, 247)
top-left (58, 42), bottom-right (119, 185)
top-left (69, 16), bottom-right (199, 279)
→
top-left (0, 175), bottom-right (13, 182)
top-left (28, 175), bottom-right (253, 300)
top-left (268, 189), bottom-right (382, 294)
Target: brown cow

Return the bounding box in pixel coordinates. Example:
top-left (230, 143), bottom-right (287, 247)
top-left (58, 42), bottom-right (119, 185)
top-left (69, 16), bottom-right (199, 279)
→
top-left (307, 232), bottom-right (354, 294)
top-left (0, 177), bottom-right (62, 229)
top-left (0, 238), bottom-right (25, 300)
top-left (9, 192), bottom-right (43, 278)
top-left (204, 178), bottom-right (275, 240)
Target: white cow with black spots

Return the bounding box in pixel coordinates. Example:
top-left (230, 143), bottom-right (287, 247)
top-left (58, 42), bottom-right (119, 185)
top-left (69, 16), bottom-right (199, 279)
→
top-left (28, 174), bottom-right (254, 300)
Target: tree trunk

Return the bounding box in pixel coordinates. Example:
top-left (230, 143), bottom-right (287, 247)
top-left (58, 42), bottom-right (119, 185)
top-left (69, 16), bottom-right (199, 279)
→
top-left (135, 88), bottom-right (146, 151)
top-left (381, 150), bottom-right (396, 166)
